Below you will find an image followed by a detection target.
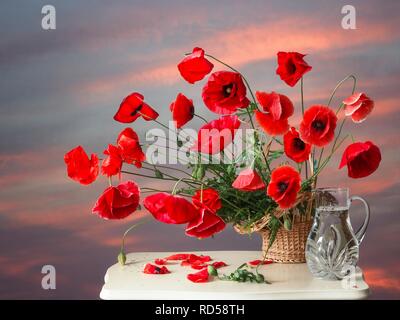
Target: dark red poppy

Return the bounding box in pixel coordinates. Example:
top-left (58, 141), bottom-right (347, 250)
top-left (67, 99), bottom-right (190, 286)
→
top-left (170, 93), bottom-right (194, 128)
top-left (283, 127), bottom-right (311, 163)
top-left (185, 207), bottom-right (225, 239)
top-left (154, 259), bottom-right (167, 265)
top-left (248, 259), bottom-right (273, 266)
top-left (193, 115), bottom-right (240, 154)
top-left (101, 144), bottom-right (123, 177)
top-left (300, 105), bottom-right (337, 147)
top-left (192, 188), bottom-right (222, 213)
top-left (187, 268), bottom-right (209, 283)
top-left (143, 192), bottom-right (199, 224)
top-left (114, 92), bottom-right (159, 123)
top-left (64, 146), bottom-right (99, 185)
top-left (276, 52), bottom-right (312, 87)
top-left (202, 71), bottom-right (250, 114)
top-left (267, 166), bottom-right (301, 209)
top-left (92, 181), bottom-right (140, 220)
top-left (117, 128), bottom-right (145, 168)
top-left (143, 263), bottom-right (170, 274)
top-left (339, 141), bottom-right (381, 178)
top-left (255, 91), bottom-right (294, 136)
top-left (232, 168), bottom-right (266, 191)
top-left (178, 47), bottom-right (214, 84)
top-left (343, 92), bottom-right (374, 123)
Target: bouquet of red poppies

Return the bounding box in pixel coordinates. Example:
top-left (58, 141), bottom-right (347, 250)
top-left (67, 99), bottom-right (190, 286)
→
top-left (64, 47), bottom-right (381, 264)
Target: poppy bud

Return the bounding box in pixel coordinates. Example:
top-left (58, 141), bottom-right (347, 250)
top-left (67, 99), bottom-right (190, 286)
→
top-left (284, 217), bottom-right (292, 231)
top-left (207, 265), bottom-right (218, 276)
top-left (118, 251), bottom-right (126, 266)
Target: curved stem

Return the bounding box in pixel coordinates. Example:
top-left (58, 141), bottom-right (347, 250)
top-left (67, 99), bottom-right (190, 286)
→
top-left (300, 77), bottom-right (309, 180)
top-left (194, 113), bottom-right (208, 123)
top-left (327, 74), bottom-right (357, 107)
top-left (120, 219), bottom-right (149, 254)
top-left (172, 177), bottom-right (187, 194)
top-left (316, 75), bottom-right (357, 171)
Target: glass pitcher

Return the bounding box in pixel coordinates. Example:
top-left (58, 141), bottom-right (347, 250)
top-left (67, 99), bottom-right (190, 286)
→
top-left (305, 188), bottom-right (370, 280)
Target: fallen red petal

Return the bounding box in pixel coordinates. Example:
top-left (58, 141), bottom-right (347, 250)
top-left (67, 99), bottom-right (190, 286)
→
top-left (187, 268), bottom-right (209, 283)
top-left (212, 261), bottom-right (228, 269)
top-left (143, 263), bottom-right (170, 274)
top-left (154, 258), bottom-right (167, 265)
top-left (248, 259), bottom-right (274, 266)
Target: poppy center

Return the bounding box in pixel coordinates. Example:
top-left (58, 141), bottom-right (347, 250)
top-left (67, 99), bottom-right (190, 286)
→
top-left (293, 138), bottom-right (305, 151)
top-left (278, 181), bottom-right (289, 193)
top-left (312, 120), bottom-right (325, 131)
top-left (222, 83), bottom-right (234, 98)
top-left (130, 104), bottom-right (143, 116)
top-left (286, 59), bottom-right (296, 74)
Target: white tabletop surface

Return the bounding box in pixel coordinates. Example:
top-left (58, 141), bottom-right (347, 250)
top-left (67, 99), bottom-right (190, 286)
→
top-left (100, 251), bottom-right (369, 300)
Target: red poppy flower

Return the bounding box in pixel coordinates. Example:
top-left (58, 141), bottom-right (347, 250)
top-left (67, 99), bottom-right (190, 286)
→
top-left (169, 93), bottom-right (194, 128)
top-left (154, 258), bottom-right (167, 265)
top-left (64, 146), bottom-right (99, 185)
top-left (232, 168), bottom-right (266, 191)
top-left (193, 115), bottom-right (240, 154)
top-left (116, 128), bottom-right (145, 168)
top-left (187, 268), bottom-right (209, 283)
top-left (143, 263), bottom-right (170, 274)
top-left (283, 127), bottom-right (311, 163)
top-left (276, 52), bottom-right (312, 87)
top-left (255, 91), bottom-right (294, 136)
top-left (202, 71), bottom-right (250, 114)
top-left (300, 105), bottom-right (337, 147)
top-left (248, 260), bottom-right (273, 266)
top-left (114, 92), bottom-right (159, 123)
top-left (212, 261), bottom-right (227, 269)
top-left (101, 144), bottom-right (123, 177)
top-left (143, 192), bottom-right (199, 224)
top-left (339, 141), bottom-right (381, 178)
top-left (343, 92), bottom-right (374, 123)
top-left (267, 165), bottom-right (301, 209)
top-left (178, 47), bottom-right (214, 84)
top-left (92, 181), bottom-right (140, 220)
top-left (185, 207), bottom-right (225, 239)
top-left (192, 188), bottom-right (222, 213)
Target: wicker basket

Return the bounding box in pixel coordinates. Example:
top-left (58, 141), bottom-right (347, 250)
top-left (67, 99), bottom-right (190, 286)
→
top-left (234, 192), bottom-right (314, 263)
top-left (259, 219), bottom-right (312, 263)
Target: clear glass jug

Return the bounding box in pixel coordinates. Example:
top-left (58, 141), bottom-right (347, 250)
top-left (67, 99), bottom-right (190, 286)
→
top-left (305, 188), bottom-right (370, 280)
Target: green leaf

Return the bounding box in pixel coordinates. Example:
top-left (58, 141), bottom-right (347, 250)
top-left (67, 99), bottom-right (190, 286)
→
top-left (154, 169), bottom-right (163, 179)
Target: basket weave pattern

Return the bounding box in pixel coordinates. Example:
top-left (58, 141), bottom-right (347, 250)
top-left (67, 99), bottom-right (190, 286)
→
top-left (233, 192), bottom-right (314, 263)
top-left (260, 219), bottom-right (312, 263)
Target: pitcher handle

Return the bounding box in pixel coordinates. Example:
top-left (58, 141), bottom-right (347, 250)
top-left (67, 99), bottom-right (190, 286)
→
top-left (349, 195), bottom-right (370, 244)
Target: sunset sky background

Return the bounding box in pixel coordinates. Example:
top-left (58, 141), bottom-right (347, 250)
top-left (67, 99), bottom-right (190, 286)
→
top-left (0, 0), bottom-right (399, 299)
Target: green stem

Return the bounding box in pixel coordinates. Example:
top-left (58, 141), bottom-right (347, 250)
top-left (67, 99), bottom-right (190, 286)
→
top-left (300, 77), bottom-right (309, 180)
top-left (120, 219), bottom-right (149, 254)
top-left (172, 177), bottom-right (186, 194)
top-left (316, 74), bottom-right (357, 170)
top-left (194, 113), bottom-right (208, 123)
top-left (328, 74), bottom-right (357, 107)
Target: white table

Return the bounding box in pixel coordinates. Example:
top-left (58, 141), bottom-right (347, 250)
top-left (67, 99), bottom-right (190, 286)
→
top-left (100, 251), bottom-right (369, 300)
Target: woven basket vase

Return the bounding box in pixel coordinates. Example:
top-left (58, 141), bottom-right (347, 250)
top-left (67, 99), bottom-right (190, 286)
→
top-left (259, 219), bottom-right (313, 263)
top-left (234, 192), bottom-right (314, 263)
